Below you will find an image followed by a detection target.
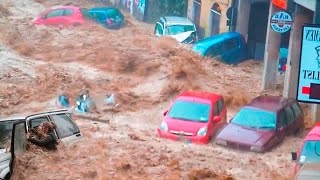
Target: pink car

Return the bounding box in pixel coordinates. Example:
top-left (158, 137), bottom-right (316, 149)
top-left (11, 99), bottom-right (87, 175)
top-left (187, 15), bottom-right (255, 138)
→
top-left (32, 6), bottom-right (87, 27)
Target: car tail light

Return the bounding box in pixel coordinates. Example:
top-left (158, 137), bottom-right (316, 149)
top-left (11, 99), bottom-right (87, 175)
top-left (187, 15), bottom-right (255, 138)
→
top-left (106, 19), bottom-right (112, 24)
top-left (282, 65), bottom-right (287, 71)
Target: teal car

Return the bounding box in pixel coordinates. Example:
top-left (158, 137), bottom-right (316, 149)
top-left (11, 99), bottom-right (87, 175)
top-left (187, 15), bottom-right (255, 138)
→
top-left (87, 7), bottom-right (125, 29)
top-left (192, 32), bottom-right (248, 64)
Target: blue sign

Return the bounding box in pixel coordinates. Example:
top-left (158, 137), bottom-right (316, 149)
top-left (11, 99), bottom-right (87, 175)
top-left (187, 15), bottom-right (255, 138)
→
top-left (297, 24), bottom-right (320, 103)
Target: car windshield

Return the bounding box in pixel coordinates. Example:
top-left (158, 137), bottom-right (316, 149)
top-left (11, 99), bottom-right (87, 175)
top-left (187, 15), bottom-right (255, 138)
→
top-left (0, 120), bottom-right (16, 149)
top-left (298, 140), bottom-right (320, 165)
top-left (168, 100), bottom-right (211, 122)
top-left (231, 107), bottom-right (276, 129)
top-left (165, 25), bottom-right (195, 35)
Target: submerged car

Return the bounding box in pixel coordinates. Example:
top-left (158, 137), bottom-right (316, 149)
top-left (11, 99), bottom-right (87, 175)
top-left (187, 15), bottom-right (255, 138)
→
top-left (157, 91), bottom-right (227, 144)
top-left (291, 123), bottom-right (320, 174)
top-left (192, 32), bottom-right (248, 64)
top-left (32, 6), bottom-right (88, 27)
top-left (87, 7), bottom-right (125, 29)
top-left (216, 95), bottom-right (304, 152)
top-left (0, 109), bottom-right (82, 179)
top-left (154, 16), bottom-right (198, 44)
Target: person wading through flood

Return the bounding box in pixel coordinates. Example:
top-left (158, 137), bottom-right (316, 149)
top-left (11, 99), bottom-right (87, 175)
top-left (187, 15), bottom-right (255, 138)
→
top-left (26, 122), bottom-right (58, 150)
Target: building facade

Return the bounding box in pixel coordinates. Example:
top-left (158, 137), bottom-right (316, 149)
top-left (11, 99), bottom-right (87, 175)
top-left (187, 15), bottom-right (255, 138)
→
top-left (187, 0), bottom-right (232, 39)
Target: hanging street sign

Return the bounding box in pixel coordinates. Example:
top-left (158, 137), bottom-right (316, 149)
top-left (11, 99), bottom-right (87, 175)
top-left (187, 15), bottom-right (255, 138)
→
top-left (297, 24), bottom-right (320, 104)
top-left (270, 11), bottom-right (292, 33)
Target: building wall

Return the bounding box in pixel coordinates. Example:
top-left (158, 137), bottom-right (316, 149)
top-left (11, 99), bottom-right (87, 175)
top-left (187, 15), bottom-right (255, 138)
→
top-left (187, 0), bottom-right (232, 38)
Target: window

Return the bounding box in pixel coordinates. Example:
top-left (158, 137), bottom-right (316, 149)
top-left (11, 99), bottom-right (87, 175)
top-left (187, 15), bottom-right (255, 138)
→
top-left (285, 107), bottom-right (295, 124)
top-left (218, 99), bottom-right (224, 113)
top-left (223, 38), bottom-right (238, 52)
top-left (214, 102), bottom-right (219, 116)
top-left (205, 43), bottom-right (223, 57)
top-left (155, 23), bottom-right (163, 36)
top-left (165, 25), bottom-right (195, 35)
top-left (278, 110), bottom-right (287, 127)
top-left (46, 9), bottom-right (64, 18)
top-left (50, 114), bottom-right (80, 139)
top-left (29, 117), bottom-right (49, 129)
top-left (106, 8), bottom-right (122, 19)
top-left (291, 102), bottom-right (302, 118)
top-left (64, 9), bottom-right (74, 16)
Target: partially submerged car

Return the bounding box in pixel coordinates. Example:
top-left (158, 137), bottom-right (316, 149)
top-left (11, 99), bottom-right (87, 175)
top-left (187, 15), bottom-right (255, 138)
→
top-left (192, 32), bottom-right (248, 64)
top-left (216, 95), bottom-right (304, 152)
top-left (0, 109), bottom-right (82, 179)
top-left (291, 123), bottom-right (320, 174)
top-left (154, 16), bottom-right (198, 44)
top-left (157, 91), bottom-right (227, 144)
top-left (32, 6), bottom-right (88, 27)
top-left (87, 7), bottom-right (125, 29)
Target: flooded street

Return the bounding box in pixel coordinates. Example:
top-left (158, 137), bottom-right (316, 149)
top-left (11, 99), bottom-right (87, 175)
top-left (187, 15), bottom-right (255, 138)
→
top-left (0, 0), bottom-right (306, 179)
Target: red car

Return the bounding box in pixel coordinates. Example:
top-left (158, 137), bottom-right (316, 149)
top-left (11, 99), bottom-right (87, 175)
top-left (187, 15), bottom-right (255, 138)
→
top-left (291, 122), bottom-right (320, 174)
top-left (32, 6), bottom-right (87, 27)
top-left (216, 95), bottom-right (304, 152)
top-left (157, 91), bottom-right (227, 144)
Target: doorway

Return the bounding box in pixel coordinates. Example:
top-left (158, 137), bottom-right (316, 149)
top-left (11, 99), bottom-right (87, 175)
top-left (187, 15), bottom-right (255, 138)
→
top-left (209, 3), bottom-right (221, 36)
top-left (192, 0), bottom-right (201, 29)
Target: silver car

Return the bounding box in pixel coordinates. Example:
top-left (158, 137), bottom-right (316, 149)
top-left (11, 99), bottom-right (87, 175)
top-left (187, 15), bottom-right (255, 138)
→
top-left (0, 109), bottom-right (82, 180)
top-left (154, 16), bottom-right (198, 44)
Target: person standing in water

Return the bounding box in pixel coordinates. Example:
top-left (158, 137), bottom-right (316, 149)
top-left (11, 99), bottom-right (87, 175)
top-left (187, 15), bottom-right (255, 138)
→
top-left (27, 122), bottom-right (58, 150)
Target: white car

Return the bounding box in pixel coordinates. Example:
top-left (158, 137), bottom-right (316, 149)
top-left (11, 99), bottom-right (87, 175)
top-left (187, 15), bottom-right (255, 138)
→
top-left (0, 109), bottom-right (82, 180)
top-left (154, 16), bottom-right (198, 44)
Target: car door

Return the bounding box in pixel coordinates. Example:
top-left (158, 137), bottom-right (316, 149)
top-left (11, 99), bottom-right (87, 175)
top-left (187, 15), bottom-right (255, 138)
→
top-left (221, 37), bottom-right (240, 63)
top-left (205, 42), bottom-right (223, 58)
top-left (43, 9), bottom-right (65, 26)
top-left (48, 113), bottom-right (82, 145)
top-left (218, 98), bottom-right (227, 122)
top-left (62, 8), bottom-right (75, 25)
top-left (9, 121), bottom-right (27, 174)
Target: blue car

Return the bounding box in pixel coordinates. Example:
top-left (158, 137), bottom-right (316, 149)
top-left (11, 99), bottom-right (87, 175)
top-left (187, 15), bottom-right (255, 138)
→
top-left (192, 32), bottom-right (248, 64)
top-left (87, 7), bottom-right (125, 29)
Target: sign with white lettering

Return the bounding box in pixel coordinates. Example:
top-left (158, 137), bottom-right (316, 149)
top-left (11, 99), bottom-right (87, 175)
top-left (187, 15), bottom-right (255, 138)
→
top-left (297, 24), bottom-right (320, 103)
top-left (270, 11), bottom-right (292, 33)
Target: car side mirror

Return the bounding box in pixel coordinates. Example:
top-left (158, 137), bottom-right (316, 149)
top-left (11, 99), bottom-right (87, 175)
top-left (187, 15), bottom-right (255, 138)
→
top-left (163, 110), bottom-right (168, 116)
top-left (291, 152), bottom-right (297, 161)
top-left (213, 116), bottom-right (221, 122)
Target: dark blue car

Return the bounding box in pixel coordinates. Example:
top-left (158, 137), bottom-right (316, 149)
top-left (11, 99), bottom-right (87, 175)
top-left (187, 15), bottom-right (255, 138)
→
top-left (192, 32), bottom-right (248, 64)
top-left (87, 7), bottom-right (125, 29)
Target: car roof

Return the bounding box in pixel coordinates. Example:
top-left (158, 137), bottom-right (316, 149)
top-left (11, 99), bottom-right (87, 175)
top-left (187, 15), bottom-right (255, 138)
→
top-left (244, 95), bottom-right (291, 112)
top-left (0, 109), bottom-right (69, 122)
top-left (194, 32), bottom-right (242, 49)
top-left (88, 7), bottom-right (118, 12)
top-left (161, 16), bottom-right (194, 26)
top-left (305, 123), bottom-right (320, 141)
top-left (177, 91), bottom-right (221, 104)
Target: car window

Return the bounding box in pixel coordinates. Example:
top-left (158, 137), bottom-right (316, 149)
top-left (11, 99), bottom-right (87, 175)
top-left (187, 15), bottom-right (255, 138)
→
top-left (278, 110), bottom-right (287, 127)
top-left (223, 38), bottom-right (238, 52)
top-left (291, 102), bottom-right (303, 118)
top-left (46, 9), bottom-right (64, 18)
top-left (29, 117), bottom-right (49, 129)
top-left (90, 12), bottom-right (106, 21)
top-left (218, 99), bottom-right (224, 113)
top-left (206, 43), bottom-right (223, 57)
top-left (12, 122), bottom-right (27, 156)
top-left (64, 9), bottom-right (74, 16)
top-left (285, 107), bottom-right (295, 124)
top-left (214, 102), bottom-right (219, 116)
top-left (50, 114), bottom-right (80, 139)
top-left (155, 23), bottom-right (163, 36)
top-left (106, 9), bottom-right (122, 19)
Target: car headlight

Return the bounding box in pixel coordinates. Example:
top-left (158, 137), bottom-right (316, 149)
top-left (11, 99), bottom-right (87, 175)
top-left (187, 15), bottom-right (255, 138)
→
top-left (250, 145), bottom-right (264, 152)
top-left (160, 121), bottom-right (168, 131)
top-left (216, 139), bottom-right (227, 146)
top-left (197, 127), bottom-right (207, 136)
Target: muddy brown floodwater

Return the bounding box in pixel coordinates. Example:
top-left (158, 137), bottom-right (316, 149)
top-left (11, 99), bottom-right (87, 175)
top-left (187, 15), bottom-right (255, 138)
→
top-left (0, 0), bottom-right (312, 179)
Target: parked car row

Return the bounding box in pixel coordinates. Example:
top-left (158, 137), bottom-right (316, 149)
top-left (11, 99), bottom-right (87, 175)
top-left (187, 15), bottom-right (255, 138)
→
top-left (0, 109), bottom-right (82, 180)
top-left (32, 5), bottom-right (125, 29)
top-left (154, 16), bottom-right (287, 69)
top-left (156, 91), bottom-right (320, 178)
